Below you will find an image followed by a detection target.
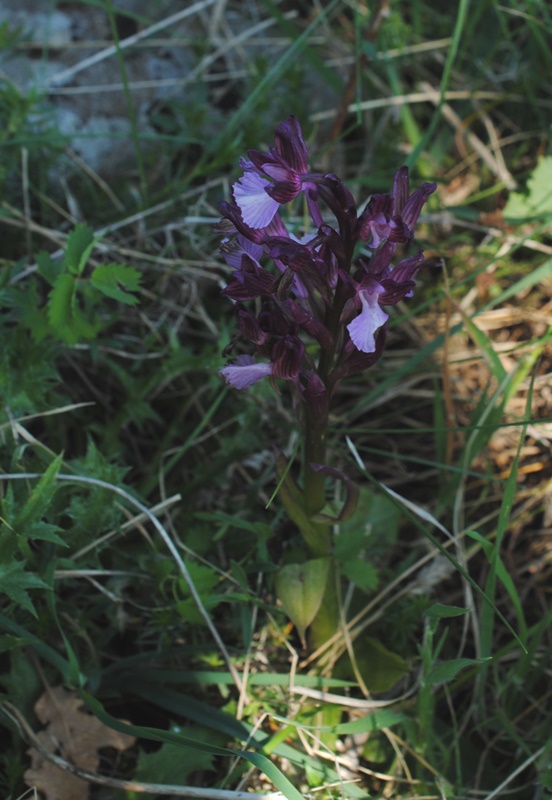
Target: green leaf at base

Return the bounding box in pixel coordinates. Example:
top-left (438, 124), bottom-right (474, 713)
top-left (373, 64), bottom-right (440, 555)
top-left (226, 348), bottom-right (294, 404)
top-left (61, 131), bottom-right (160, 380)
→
top-left (91, 264), bottom-right (141, 304)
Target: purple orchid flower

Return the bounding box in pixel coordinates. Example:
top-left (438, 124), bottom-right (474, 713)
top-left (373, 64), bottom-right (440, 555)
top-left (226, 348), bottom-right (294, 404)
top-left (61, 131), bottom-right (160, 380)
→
top-left (218, 116), bottom-right (439, 391)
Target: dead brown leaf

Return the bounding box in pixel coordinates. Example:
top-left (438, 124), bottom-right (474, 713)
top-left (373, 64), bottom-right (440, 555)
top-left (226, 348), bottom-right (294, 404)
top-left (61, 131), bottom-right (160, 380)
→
top-left (24, 686), bottom-right (135, 800)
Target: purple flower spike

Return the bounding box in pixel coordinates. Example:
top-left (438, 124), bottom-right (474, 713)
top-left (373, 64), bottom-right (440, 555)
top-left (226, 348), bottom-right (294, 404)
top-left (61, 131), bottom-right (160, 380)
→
top-left (218, 116), bottom-right (439, 395)
top-left (220, 355), bottom-right (273, 389)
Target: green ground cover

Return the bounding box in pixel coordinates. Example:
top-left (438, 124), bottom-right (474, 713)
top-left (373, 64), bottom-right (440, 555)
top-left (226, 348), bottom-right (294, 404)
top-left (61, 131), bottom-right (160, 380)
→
top-left (1, 1), bottom-right (551, 798)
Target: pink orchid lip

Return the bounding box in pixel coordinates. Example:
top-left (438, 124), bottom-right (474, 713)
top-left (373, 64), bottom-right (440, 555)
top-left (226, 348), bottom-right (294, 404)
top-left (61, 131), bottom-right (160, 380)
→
top-left (346, 291), bottom-right (389, 354)
top-left (219, 355), bottom-right (273, 390)
top-left (232, 171), bottom-right (280, 229)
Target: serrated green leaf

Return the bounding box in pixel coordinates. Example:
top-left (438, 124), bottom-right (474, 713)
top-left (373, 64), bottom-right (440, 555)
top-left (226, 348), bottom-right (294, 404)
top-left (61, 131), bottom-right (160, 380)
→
top-left (9, 281), bottom-right (50, 342)
top-left (340, 557), bottom-right (378, 592)
top-left (36, 250), bottom-right (63, 286)
top-left (47, 273), bottom-right (99, 343)
top-left (174, 561), bottom-right (223, 623)
top-left (178, 562), bottom-right (219, 598)
top-left (65, 222), bottom-right (95, 275)
top-left (22, 520), bottom-right (67, 547)
top-left (503, 156), bottom-right (552, 221)
top-left (0, 561), bottom-right (49, 617)
top-left (175, 596), bottom-right (221, 624)
top-left (91, 263), bottom-right (141, 305)
top-left (14, 454), bottom-right (63, 533)
top-left (47, 273), bottom-right (77, 341)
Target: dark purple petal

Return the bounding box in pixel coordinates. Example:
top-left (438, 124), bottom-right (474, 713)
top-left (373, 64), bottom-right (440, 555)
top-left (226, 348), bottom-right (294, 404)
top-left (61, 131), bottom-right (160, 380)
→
top-left (236, 306), bottom-right (269, 345)
top-left (402, 182), bottom-right (437, 233)
top-left (272, 268), bottom-right (296, 300)
top-left (378, 280), bottom-right (416, 304)
top-left (288, 302), bottom-right (334, 349)
top-left (367, 193), bottom-right (394, 217)
top-left (357, 240), bottom-right (396, 279)
top-left (247, 149), bottom-right (273, 171)
top-left (266, 238), bottom-right (323, 271)
top-left (387, 251), bottom-right (425, 284)
top-left (258, 299), bottom-right (295, 337)
top-left (335, 324), bottom-right (388, 381)
top-left (271, 335), bottom-right (305, 380)
top-left (220, 235), bottom-right (263, 270)
top-left (273, 115), bottom-right (309, 173)
top-left (316, 175), bottom-right (358, 230)
top-left (263, 213), bottom-right (291, 240)
top-left (219, 201), bottom-right (266, 244)
top-left (265, 177), bottom-right (303, 203)
top-left (262, 163), bottom-right (292, 182)
top-left (222, 254), bottom-right (275, 301)
top-left (378, 254), bottom-right (442, 303)
top-left (392, 166), bottom-right (409, 215)
top-left (220, 355), bottom-right (272, 389)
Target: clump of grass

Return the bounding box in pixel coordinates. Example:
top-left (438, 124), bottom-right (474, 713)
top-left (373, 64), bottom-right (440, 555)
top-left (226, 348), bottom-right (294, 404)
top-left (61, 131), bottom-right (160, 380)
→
top-left (0, 1), bottom-right (551, 799)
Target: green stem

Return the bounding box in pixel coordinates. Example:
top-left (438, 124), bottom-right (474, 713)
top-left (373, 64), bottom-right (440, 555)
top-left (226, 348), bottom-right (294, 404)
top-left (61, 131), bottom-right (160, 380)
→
top-left (302, 403), bottom-right (339, 648)
top-left (303, 409), bottom-right (328, 519)
top-left (299, 265), bottom-right (354, 648)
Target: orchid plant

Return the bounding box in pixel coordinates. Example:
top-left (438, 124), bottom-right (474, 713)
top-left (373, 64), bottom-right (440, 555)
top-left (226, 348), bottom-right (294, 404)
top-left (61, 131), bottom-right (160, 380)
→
top-left (218, 117), bottom-right (438, 648)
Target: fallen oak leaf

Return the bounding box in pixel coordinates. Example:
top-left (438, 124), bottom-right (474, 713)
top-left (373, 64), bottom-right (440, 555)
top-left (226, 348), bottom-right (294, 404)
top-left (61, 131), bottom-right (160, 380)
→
top-left (2, 701), bottom-right (287, 800)
top-left (23, 686), bottom-right (135, 800)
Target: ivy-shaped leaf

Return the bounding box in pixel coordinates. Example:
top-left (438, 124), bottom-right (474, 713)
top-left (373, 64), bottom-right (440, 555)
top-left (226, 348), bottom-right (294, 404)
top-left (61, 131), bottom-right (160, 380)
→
top-left (0, 560), bottom-right (49, 617)
top-left (91, 263), bottom-right (142, 305)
